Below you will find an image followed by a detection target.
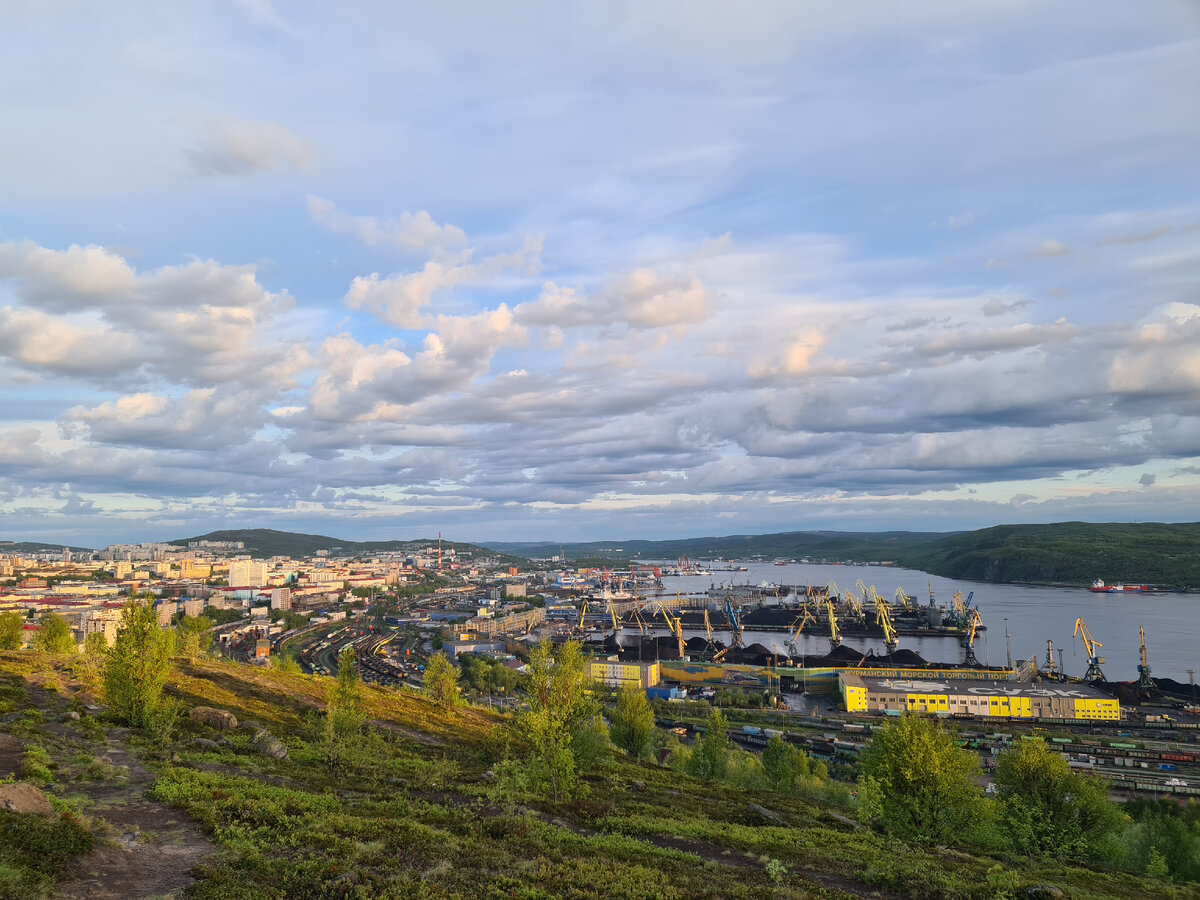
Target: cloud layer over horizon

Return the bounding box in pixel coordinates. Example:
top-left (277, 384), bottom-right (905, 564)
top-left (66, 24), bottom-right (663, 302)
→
top-left (1, 1), bottom-right (1198, 545)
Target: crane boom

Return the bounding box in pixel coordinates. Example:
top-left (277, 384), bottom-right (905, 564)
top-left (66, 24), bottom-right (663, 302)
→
top-left (1072, 617), bottom-right (1107, 682)
top-left (823, 595), bottom-right (841, 647)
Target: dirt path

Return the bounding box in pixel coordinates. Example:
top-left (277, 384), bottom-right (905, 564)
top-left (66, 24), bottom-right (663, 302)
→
top-left (50, 730), bottom-right (215, 900)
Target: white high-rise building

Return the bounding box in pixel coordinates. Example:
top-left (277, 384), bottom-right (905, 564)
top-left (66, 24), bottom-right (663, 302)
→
top-left (228, 559), bottom-right (268, 587)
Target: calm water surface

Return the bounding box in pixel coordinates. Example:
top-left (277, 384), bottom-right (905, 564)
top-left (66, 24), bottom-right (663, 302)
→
top-left (642, 562), bottom-right (1200, 682)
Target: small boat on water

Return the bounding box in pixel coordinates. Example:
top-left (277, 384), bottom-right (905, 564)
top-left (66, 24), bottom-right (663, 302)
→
top-left (1091, 579), bottom-right (1151, 594)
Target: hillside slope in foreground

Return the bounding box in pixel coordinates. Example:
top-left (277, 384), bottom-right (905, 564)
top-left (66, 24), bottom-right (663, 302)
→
top-left (0, 653), bottom-right (1179, 899)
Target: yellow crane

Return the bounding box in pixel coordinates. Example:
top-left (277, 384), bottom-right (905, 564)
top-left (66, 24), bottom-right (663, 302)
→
top-left (823, 595), bottom-right (841, 648)
top-left (950, 591), bottom-right (967, 625)
top-left (1073, 617), bottom-right (1106, 682)
top-left (875, 601), bottom-right (899, 655)
top-left (657, 606), bottom-right (685, 659)
top-left (961, 608), bottom-right (983, 666)
top-left (577, 603), bottom-right (587, 632)
top-left (631, 607), bottom-right (648, 637)
top-left (786, 610), bottom-right (815, 657)
top-left (843, 588), bottom-right (866, 624)
top-left (703, 608), bottom-right (715, 648)
top-left (607, 600), bottom-right (620, 636)
top-left (1044, 639), bottom-right (1060, 680)
top-left (894, 587), bottom-right (917, 612)
top-left (1137, 625), bottom-right (1155, 698)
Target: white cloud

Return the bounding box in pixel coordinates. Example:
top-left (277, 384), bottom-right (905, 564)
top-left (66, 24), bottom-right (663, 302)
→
top-left (307, 196), bottom-right (466, 251)
top-left (187, 116), bottom-right (313, 176)
top-left (1030, 240), bottom-right (1069, 258)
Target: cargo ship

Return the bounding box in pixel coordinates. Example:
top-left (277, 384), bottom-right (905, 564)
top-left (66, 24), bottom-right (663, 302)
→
top-left (1091, 579), bottom-right (1151, 594)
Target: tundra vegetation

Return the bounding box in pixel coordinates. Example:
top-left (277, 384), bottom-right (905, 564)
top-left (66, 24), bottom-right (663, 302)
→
top-left (0, 633), bottom-right (1193, 899)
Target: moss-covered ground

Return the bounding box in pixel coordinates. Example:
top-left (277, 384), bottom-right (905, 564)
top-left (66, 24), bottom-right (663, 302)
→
top-left (0, 651), bottom-right (1189, 898)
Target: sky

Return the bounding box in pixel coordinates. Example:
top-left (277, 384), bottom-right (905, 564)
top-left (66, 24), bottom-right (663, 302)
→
top-left (1, 1), bottom-right (1199, 547)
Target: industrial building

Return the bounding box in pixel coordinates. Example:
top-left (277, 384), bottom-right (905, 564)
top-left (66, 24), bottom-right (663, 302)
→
top-left (839, 673), bottom-right (1120, 721)
top-left (589, 659), bottom-right (660, 690)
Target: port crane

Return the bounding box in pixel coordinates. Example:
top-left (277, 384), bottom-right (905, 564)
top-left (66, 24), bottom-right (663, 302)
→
top-left (786, 610), bottom-right (816, 657)
top-left (703, 609), bottom-right (718, 654)
top-left (658, 607), bottom-right (686, 660)
top-left (823, 595), bottom-right (841, 648)
top-left (1137, 625), bottom-right (1155, 699)
top-left (950, 591), bottom-right (968, 627)
top-left (1043, 639), bottom-right (1062, 681)
top-left (960, 608), bottom-right (983, 666)
top-left (875, 601), bottom-right (899, 655)
top-left (1072, 617), bottom-right (1106, 683)
top-left (894, 587), bottom-right (917, 612)
top-left (607, 600), bottom-right (620, 637)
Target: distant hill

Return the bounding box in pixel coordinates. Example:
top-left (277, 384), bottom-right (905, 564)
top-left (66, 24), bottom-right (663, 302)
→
top-left (167, 528), bottom-right (517, 563)
top-left (892, 521), bottom-right (1200, 590)
top-left (483, 530), bottom-right (951, 563)
top-left (0, 540), bottom-right (94, 553)
top-left (486, 522), bottom-right (1200, 589)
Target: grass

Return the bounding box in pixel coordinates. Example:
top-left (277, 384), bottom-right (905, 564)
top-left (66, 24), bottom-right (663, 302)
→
top-left (0, 650), bottom-right (1191, 899)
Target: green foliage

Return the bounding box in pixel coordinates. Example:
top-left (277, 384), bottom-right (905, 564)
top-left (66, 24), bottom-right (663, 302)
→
top-left (993, 736), bottom-right (1123, 861)
top-left (0, 611), bottom-right (24, 651)
top-left (32, 613), bottom-right (74, 654)
top-left (457, 653), bottom-right (519, 696)
top-left (205, 607), bottom-right (245, 626)
top-left (175, 614), bottom-right (214, 659)
top-left (0, 809), bottom-right (92, 900)
top-left (855, 774), bottom-right (885, 827)
top-left (269, 609), bottom-right (308, 631)
top-left (764, 857), bottom-right (786, 886)
top-left (687, 708), bottom-right (730, 781)
top-left (1118, 798), bottom-right (1200, 881)
top-left (422, 651), bottom-right (461, 710)
top-left (609, 683), bottom-right (655, 758)
top-left (145, 699), bottom-right (183, 757)
top-left (103, 596), bottom-right (175, 727)
top-left (322, 645), bottom-right (364, 775)
top-left (761, 734), bottom-right (809, 793)
top-left (269, 653), bottom-right (302, 675)
top-left (20, 745), bottom-right (54, 784)
top-left (517, 639), bottom-right (607, 801)
top-left (858, 713), bottom-right (984, 845)
top-left (72, 632), bottom-right (109, 696)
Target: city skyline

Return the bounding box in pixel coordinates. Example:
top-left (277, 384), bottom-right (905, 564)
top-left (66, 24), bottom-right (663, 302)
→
top-left (2, 2), bottom-right (1199, 545)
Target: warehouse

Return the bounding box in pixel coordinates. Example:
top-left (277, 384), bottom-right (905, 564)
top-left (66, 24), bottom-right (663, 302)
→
top-left (589, 659), bottom-right (660, 690)
top-left (839, 674), bottom-right (1120, 721)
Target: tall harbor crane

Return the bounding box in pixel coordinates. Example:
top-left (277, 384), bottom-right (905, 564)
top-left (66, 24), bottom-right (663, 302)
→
top-left (1043, 639), bottom-right (1061, 681)
top-left (1137, 625), bottom-right (1156, 699)
top-left (1072, 617), bottom-right (1107, 683)
top-left (950, 591), bottom-right (968, 627)
top-left (823, 595), bottom-right (841, 648)
top-left (894, 587), bottom-right (917, 612)
top-left (786, 610), bottom-right (816, 657)
top-left (724, 597), bottom-right (743, 653)
top-left (703, 609), bottom-right (716, 652)
top-left (961, 608), bottom-right (983, 666)
top-left (658, 608), bottom-right (686, 661)
top-left (875, 601), bottom-right (899, 655)
top-left (607, 600), bottom-right (620, 637)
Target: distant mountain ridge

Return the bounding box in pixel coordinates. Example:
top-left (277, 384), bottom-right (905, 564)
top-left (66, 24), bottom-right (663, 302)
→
top-left (484, 521), bottom-right (1200, 589)
top-left (0, 540), bottom-right (95, 553)
top-left (167, 528), bottom-right (512, 561)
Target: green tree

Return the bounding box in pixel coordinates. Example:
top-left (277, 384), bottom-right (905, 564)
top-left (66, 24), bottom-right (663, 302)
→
top-left (519, 639), bottom-right (606, 801)
top-left (762, 734), bottom-right (810, 793)
top-left (423, 651), bottom-right (461, 710)
top-left (609, 683), bottom-right (655, 758)
top-left (74, 631), bottom-right (109, 696)
top-left (858, 713), bottom-right (984, 844)
top-left (0, 610), bottom-right (24, 650)
top-left (687, 708), bottom-right (730, 781)
top-left (104, 597), bottom-right (175, 727)
top-left (994, 737), bottom-right (1122, 860)
top-left (33, 612), bottom-right (76, 654)
top-left (322, 646), bottom-right (365, 775)
top-left (175, 615), bottom-right (214, 659)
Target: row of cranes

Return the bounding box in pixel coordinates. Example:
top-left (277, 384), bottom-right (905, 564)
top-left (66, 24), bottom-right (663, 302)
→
top-left (579, 578), bottom-right (987, 666)
top-left (1050, 618), bottom-right (1157, 701)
